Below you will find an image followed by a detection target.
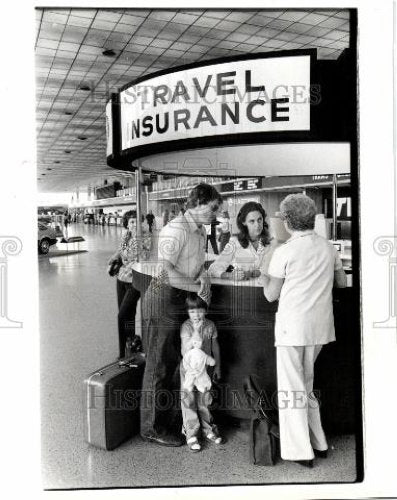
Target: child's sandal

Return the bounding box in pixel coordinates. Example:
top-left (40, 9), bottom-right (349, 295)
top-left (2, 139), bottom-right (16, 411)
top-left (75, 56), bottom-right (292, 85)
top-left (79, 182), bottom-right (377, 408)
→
top-left (187, 436), bottom-right (201, 452)
top-left (205, 432), bottom-right (223, 444)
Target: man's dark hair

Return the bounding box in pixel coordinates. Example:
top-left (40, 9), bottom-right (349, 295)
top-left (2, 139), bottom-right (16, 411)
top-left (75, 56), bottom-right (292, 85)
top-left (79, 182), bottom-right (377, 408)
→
top-left (185, 183), bottom-right (222, 209)
top-left (185, 292), bottom-right (208, 311)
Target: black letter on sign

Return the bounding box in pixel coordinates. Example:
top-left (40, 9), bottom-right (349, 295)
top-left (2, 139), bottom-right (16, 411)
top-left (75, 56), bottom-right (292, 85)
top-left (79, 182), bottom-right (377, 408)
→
top-left (174, 109), bottom-right (191, 131)
top-left (217, 72), bottom-right (236, 95)
top-left (247, 100), bottom-right (266, 123)
top-left (154, 85), bottom-right (170, 107)
top-left (131, 120), bottom-right (140, 139)
top-left (245, 70), bottom-right (265, 93)
top-left (193, 75), bottom-right (212, 98)
top-left (156, 112), bottom-right (169, 134)
top-left (142, 116), bottom-right (153, 137)
top-left (271, 98), bottom-right (290, 121)
top-left (309, 84), bottom-right (321, 106)
top-left (221, 102), bottom-right (240, 125)
top-left (194, 106), bottom-right (217, 128)
top-left (171, 81), bottom-right (191, 103)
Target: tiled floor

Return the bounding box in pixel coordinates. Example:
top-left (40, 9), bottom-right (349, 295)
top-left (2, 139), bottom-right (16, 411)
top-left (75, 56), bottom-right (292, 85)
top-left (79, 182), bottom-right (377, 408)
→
top-left (40, 223), bottom-right (358, 490)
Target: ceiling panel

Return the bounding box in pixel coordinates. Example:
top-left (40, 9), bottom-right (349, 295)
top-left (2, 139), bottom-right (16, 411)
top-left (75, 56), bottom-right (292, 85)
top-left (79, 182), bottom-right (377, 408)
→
top-left (203, 11), bottom-right (232, 20)
top-left (35, 7), bottom-right (351, 192)
top-left (277, 11), bottom-right (309, 22)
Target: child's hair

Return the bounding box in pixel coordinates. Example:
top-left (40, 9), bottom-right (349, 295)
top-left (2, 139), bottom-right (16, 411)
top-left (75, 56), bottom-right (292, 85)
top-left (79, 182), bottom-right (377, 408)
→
top-left (185, 292), bottom-right (208, 311)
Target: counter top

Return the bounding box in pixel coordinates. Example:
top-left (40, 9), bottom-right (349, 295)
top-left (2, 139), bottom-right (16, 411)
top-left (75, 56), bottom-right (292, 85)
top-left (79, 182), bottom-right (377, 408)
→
top-left (131, 261), bottom-right (352, 288)
top-left (132, 261), bottom-right (266, 288)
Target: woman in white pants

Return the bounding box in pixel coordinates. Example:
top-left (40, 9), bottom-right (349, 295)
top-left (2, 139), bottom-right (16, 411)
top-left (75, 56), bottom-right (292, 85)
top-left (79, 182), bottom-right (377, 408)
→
top-left (262, 194), bottom-right (347, 468)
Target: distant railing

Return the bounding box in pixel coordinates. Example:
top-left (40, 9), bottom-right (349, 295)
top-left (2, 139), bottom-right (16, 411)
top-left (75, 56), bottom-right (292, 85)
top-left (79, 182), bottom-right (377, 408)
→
top-left (116, 186), bottom-right (136, 197)
top-left (151, 176), bottom-right (228, 192)
top-left (114, 176), bottom-right (230, 198)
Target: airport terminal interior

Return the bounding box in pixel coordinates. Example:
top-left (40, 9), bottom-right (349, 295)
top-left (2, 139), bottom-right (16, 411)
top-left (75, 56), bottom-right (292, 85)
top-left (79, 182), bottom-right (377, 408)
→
top-left (37, 8), bottom-right (359, 489)
top-left (40, 224), bottom-right (356, 489)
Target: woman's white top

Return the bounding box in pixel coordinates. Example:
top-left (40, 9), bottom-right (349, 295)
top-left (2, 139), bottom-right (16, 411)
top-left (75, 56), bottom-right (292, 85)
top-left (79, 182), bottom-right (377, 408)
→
top-left (208, 235), bottom-right (277, 278)
top-left (268, 231), bottom-right (343, 347)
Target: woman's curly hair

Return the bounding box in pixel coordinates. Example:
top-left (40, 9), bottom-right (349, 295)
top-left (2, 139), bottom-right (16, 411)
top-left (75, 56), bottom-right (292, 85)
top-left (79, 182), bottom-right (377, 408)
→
top-left (122, 210), bottom-right (137, 229)
top-left (236, 201), bottom-right (271, 249)
top-left (280, 194), bottom-right (316, 231)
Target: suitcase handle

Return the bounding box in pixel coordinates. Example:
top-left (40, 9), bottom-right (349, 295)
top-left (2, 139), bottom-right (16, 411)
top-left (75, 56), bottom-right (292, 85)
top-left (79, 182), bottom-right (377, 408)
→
top-left (94, 363), bottom-right (139, 376)
top-left (118, 361), bottom-right (139, 368)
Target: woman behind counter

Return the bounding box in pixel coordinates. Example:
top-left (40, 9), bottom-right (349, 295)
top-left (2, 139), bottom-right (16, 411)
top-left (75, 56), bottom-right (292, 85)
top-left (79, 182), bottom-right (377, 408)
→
top-left (208, 201), bottom-right (277, 281)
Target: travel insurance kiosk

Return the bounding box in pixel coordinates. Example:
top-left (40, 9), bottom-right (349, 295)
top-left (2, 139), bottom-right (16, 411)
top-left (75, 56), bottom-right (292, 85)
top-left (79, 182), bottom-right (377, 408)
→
top-left (107, 49), bottom-right (360, 434)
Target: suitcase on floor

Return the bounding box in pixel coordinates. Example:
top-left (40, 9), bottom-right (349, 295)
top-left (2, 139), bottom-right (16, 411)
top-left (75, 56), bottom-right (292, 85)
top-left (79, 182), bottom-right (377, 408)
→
top-left (84, 353), bottom-right (145, 450)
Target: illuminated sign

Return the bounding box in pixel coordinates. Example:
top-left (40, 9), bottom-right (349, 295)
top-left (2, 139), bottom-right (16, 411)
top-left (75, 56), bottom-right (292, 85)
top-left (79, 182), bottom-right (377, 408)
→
top-left (120, 54), bottom-right (311, 152)
top-left (221, 178), bottom-right (262, 192)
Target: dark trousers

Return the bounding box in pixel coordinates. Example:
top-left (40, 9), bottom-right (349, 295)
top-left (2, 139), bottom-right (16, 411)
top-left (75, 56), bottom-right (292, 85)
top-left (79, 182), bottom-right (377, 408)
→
top-left (116, 279), bottom-right (141, 359)
top-left (140, 284), bottom-right (188, 437)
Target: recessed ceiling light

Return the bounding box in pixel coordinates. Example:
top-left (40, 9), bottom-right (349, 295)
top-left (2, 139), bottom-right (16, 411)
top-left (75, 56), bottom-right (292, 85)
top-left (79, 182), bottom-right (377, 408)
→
top-left (64, 150), bottom-right (72, 154)
top-left (78, 136), bottom-right (88, 141)
top-left (79, 84), bottom-right (91, 91)
top-left (102, 49), bottom-right (116, 57)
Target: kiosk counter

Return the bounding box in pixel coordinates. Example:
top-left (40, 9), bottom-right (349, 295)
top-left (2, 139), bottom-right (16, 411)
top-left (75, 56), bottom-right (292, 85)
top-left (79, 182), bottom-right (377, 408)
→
top-left (132, 262), bottom-right (358, 434)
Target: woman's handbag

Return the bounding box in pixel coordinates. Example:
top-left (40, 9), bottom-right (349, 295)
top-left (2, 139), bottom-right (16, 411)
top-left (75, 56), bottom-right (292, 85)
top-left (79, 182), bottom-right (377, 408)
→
top-left (249, 408), bottom-right (279, 465)
top-left (244, 375), bottom-right (280, 465)
top-left (108, 258), bottom-right (122, 277)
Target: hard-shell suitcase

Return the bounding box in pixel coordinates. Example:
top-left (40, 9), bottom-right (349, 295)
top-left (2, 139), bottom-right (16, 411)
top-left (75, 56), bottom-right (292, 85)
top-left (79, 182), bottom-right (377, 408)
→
top-left (84, 353), bottom-right (145, 450)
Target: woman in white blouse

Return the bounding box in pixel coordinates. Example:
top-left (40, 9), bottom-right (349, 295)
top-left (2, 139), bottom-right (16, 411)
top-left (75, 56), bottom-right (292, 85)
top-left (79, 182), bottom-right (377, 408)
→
top-left (208, 202), bottom-right (276, 281)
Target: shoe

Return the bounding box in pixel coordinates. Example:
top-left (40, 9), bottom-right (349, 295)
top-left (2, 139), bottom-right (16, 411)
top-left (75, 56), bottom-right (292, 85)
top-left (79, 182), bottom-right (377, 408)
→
top-left (314, 449), bottom-right (328, 458)
top-left (141, 433), bottom-right (183, 447)
top-left (187, 436), bottom-right (201, 452)
top-left (205, 432), bottom-right (223, 444)
top-left (294, 459), bottom-right (314, 468)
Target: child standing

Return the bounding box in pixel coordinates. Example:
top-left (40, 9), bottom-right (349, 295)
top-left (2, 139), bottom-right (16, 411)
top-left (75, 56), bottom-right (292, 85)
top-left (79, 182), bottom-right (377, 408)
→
top-left (180, 293), bottom-right (223, 452)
